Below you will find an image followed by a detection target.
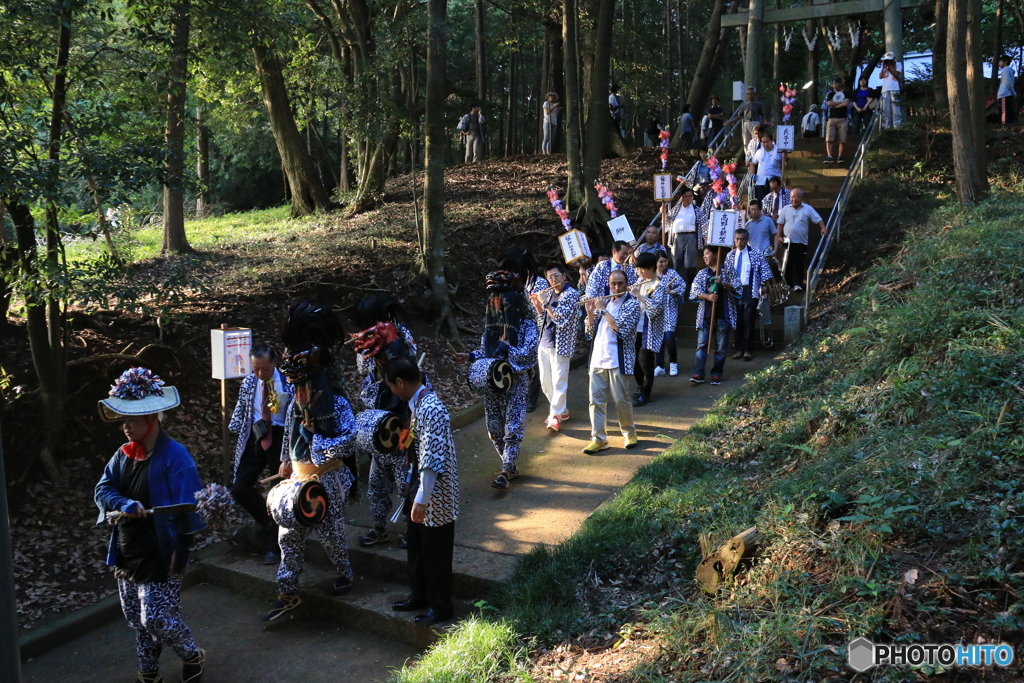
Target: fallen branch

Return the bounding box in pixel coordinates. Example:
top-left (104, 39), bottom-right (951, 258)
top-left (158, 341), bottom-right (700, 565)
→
top-left (66, 343), bottom-right (179, 368)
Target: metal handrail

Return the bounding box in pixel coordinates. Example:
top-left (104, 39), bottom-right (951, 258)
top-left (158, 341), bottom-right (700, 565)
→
top-left (804, 114), bottom-right (879, 314)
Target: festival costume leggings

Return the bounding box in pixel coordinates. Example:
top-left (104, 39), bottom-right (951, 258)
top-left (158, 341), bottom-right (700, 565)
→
top-left (367, 451), bottom-right (407, 528)
top-left (485, 372), bottom-right (529, 471)
top-left (277, 468), bottom-right (353, 594)
top-left (118, 575), bottom-right (198, 674)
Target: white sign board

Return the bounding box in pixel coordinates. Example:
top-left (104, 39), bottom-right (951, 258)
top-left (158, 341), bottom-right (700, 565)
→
top-left (606, 215), bottom-right (634, 243)
top-left (777, 125), bottom-right (795, 151)
top-left (211, 327), bottom-right (252, 380)
top-left (732, 81), bottom-right (745, 102)
top-left (653, 174), bottom-right (673, 201)
top-left (558, 229), bottom-right (592, 266)
top-left (708, 210), bottom-right (740, 247)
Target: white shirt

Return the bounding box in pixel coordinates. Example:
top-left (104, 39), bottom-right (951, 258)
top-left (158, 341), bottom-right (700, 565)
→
top-left (252, 370), bottom-right (288, 427)
top-left (801, 111), bottom-right (820, 132)
top-left (881, 62), bottom-right (902, 92)
top-left (752, 146), bottom-right (783, 184)
top-left (778, 203), bottom-right (823, 246)
top-left (544, 100), bottom-right (560, 124)
top-left (671, 203), bottom-right (697, 233)
top-left (734, 247), bottom-right (752, 286)
top-left (999, 66), bottom-right (1017, 99)
top-left (591, 296), bottom-right (624, 370)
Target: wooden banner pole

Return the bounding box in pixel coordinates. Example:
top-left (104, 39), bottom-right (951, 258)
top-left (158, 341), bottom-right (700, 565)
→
top-left (220, 323), bottom-right (231, 485)
top-left (706, 246), bottom-right (722, 357)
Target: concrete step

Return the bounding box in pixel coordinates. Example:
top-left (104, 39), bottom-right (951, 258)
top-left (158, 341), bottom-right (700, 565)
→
top-left (21, 581), bottom-right (418, 683)
top-left (201, 549), bottom-right (474, 649)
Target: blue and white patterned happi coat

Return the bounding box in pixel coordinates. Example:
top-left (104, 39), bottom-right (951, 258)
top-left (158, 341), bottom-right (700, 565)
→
top-left (658, 268), bottom-right (686, 332)
top-left (637, 279), bottom-right (669, 353)
top-left (411, 390), bottom-right (459, 527)
top-left (540, 285), bottom-right (581, 358)
top-left (688, 263), bottom-right (741, 330)
top-left (586, 294), bottom-right (642, 374)
top-left (724, 246), bottom-right (773, 298)
top-left (228, 369), bottom-right (294, 473)
top-left (585, 259), bottom-right (639, 300)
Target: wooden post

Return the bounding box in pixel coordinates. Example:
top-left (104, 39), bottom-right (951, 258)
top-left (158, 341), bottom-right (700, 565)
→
top-left (660, 203), bottom-right (669, 248)
top-left (744, 0), bottom-right (765, 98)
top-left (706, 246), bottom-right (722, 356)
top-left (883, 0), bottom-right (904, 65)
top-left (220, 323), bottom-right (231, 485)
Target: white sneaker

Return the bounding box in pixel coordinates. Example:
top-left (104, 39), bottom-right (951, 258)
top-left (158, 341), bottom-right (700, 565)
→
top-left (669, 363), bottom-right (678, 376)
top-left (654, 366), bottom-right (666, 377)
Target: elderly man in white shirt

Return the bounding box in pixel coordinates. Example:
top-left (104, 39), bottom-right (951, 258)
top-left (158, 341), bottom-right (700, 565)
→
top-left (776, 188), bottom-right (826, 291)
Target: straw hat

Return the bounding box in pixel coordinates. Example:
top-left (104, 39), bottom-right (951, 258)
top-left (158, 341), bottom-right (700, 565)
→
top-left (98, 367), bottom-right (180, 422)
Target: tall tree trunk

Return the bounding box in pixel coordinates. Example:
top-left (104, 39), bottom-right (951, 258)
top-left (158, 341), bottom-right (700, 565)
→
top-left (965, 0), bottom-right (985, 164)
top-left (563, 0), bottom-right (586, 205)
top-left (27, 8), bottom-right (74, 479)
top-left (253, 44), bottom-right (332, 217)
top-left (687, 0), bottom-right (727, 113)
top-left (505, 41), bottom-right (518, 157)
top-left (162, 1), bottom-right (193, 254)
top-left (772, 0), bottom-right (781, 120)
top-left (475, 0), bottom-right (486, 102)
top-left (947, 0), bottom-right (986, 205)
top-left (196, 104), bottom-right (210, 218)
top-left (583, 0), bottom-right (615, 185)
top-left (422, 0), bottom-right (457, 339)
top-left (933, 0), bottom-right (949, 110)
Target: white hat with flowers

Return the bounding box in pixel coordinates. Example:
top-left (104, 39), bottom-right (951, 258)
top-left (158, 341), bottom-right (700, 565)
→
top-left (98, 367), bottom-right (180, 422)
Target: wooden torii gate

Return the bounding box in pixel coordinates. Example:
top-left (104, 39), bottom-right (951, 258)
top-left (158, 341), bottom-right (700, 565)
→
top-left (723, 0), bottom-right (927, 97)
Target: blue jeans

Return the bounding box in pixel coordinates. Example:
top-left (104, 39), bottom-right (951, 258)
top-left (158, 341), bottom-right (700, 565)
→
top-left (693, 323), bottom-right (730, 379)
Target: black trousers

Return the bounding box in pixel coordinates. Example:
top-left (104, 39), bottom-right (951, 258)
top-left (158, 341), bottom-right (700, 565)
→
top-left (231, 426), bottom-right (284, 529)
top-left (406, 520), bottom-right (455, 613)
top-left (735, 285), bottom-right (758, 352)
top-left (633, 334), bottom-right (656, 398)
top-left (754, 182), bottom-right (770, 203)
top-left (784, 243), bottom-right (808, 288)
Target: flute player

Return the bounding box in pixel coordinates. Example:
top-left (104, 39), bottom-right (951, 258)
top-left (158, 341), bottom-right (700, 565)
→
top-left (582, 269), bottom-right (642, 454)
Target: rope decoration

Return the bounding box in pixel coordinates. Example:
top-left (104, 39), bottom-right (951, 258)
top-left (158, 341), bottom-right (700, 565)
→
top-left (827, 26), bottom-right (843, 51)
top-left (847, 21), bottom-right (861, 48)
top-left (783, 27), bottom-right (794, 52)
top-left (801, 26), bottom-right (818, 51)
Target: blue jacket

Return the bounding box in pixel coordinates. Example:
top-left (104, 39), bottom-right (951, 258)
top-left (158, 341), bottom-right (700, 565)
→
top-left (94, 431), bottom-right (206, 569)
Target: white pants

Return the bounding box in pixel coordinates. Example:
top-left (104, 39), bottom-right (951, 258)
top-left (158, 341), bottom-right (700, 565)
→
top-left (880, 92), bottom-right (902, 129)
top-left (538, 346), bottom-right (570, 418)
top-left (589, 367), bottom-right (636, 442)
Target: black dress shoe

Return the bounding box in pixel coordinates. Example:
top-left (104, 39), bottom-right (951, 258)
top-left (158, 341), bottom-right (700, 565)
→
top-left (392, 598), bottom-right (430, 612)
top-left (632, 394), bottom-right (649, 407)
top-left (413, 608), bottom-right (454, 625)
top-left (525, 403), bottom-right (537, 413)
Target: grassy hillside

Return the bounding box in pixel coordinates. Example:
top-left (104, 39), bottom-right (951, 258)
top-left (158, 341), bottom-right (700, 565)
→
top-left (391, 131), bottom-right (1024, 682)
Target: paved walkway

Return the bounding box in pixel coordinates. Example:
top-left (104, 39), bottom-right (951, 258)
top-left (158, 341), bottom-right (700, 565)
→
top-left (21, 338), bottom-right (779, 683)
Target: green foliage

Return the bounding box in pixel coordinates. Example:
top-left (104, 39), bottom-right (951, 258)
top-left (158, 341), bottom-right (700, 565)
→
top-left (394, 172), bottom-right (1024, 680)
top-left (387, 617), bottom-right (531, 683)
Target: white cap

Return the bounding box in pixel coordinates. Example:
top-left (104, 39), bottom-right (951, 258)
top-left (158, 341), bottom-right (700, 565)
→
top-left (882, 52), bottom-right (895, 61)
